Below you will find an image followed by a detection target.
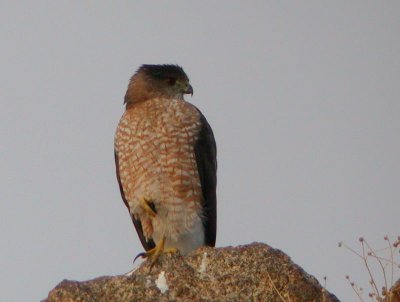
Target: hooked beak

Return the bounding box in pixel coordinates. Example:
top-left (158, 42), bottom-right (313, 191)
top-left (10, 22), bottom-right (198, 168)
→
top-left (185, 84), bottom-right (193, 96)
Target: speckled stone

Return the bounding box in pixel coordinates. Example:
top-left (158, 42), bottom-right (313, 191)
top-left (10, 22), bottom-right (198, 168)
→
top-left (43, 242), bottom-right (341, 302)
top-left (388, 278), bottom-right (400, 302)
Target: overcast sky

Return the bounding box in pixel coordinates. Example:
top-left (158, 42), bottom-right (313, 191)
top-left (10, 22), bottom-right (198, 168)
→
top-left (1, 2), bottom-right (399, 301)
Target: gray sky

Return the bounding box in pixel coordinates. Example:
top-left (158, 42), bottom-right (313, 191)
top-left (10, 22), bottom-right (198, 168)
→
top-left (1, 2), bottom-right (399, 301)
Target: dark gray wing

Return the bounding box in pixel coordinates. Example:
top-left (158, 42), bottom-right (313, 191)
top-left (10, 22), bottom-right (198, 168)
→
top-left (114, 151), bottom-right (155, 251)
top-left (194, 111), bottom-right (217, 246)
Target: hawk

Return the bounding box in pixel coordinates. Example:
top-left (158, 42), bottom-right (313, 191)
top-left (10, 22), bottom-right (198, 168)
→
top-left (114, 64), bottom-right (217, 263)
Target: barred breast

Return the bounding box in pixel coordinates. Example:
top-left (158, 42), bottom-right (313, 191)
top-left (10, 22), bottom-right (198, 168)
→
top-left (114, 98), bottom-right (204, 253)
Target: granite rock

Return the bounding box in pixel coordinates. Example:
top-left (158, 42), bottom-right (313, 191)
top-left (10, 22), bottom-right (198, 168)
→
top-left (44, 242), bottom-right (340, 302)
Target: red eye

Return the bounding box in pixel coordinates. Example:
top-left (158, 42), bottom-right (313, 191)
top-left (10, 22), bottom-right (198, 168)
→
top-left (167, 77), bottom-right (176, 86)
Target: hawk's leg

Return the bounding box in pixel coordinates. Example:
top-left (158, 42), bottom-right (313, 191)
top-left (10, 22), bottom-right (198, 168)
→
top-left (140, 196), bottom-right (157, 218)
top-left (134, 236), bottom-right (178, 267)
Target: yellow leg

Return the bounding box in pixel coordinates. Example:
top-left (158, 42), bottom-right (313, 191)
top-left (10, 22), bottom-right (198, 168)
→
top-left (146, 236), bottom-right (166, 266)
top-left (140, 196), bottom-right (157, 218)
top-left (134, 236), bottom-right (178, 267)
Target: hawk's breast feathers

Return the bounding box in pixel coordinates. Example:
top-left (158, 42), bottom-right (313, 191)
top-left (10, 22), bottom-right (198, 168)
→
top-left (115, 65), bottom-right (216, 254)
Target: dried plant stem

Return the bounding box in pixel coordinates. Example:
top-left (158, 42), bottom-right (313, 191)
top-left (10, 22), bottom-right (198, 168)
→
top-left (371, 255), bottom-right (399, 267)
top-left (364, 240), bottom-right (388, 292)
top-left (265, 270), bottom-right (289, 302)
top-left (340, 241), bottom-right (363, 259)
top-left (340, 236), bottom-right (400, 302)
top-left (348, 281), bottom-right (364, 302)
top-left (361, 241), bottom-right (381, 298)
top-left (386, 237), bottom-right (394, 286)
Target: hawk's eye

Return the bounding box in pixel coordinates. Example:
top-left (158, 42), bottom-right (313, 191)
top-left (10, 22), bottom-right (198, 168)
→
top-left (167, 77), bottom-right (176, 86)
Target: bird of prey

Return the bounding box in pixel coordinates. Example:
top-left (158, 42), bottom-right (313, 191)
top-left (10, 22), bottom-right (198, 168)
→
top-left (114, 64), bottom-right (217, 264)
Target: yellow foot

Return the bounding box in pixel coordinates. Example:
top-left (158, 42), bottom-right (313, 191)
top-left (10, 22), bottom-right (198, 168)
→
top-left (133, 236), bottom-right (178, 268)
top-left (140, 196), bottom-right (157, 218)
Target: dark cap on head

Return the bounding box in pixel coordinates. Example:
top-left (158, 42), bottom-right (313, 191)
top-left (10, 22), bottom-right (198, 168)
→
top-left (124, 64), bottom-right (193, 105)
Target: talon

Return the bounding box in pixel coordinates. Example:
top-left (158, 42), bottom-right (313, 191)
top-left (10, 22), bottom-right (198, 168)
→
top-left (140, 196), bottom-right (157, 217)
top-left (133, 252), bottom-right (146, 264)
top-left (133, 236), bottom-right (178, 269)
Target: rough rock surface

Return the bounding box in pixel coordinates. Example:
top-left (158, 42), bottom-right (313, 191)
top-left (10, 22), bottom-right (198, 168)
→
top-left (388, 279), bottom-right (400, 302)
top-left (44, 242), bottom-right (340, 302)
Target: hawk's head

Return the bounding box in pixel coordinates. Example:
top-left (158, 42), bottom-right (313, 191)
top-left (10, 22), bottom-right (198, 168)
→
top-left (124, 64), bottom-right (193, 104)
